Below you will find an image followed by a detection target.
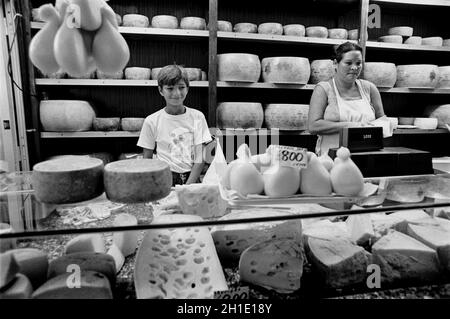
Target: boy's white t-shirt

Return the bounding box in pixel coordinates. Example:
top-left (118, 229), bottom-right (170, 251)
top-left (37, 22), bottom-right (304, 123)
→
top-left (137, 107), bottom-right (212, 173)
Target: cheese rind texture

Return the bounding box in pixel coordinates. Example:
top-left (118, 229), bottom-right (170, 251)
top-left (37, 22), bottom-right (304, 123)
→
top-left (64, 234), bottom-right (106, 255)
top-left (3, 248), bottom-right (48, 289)
top-left (239, 238), bottom-right (304, 293)
top-left (0, 252), bottom-right (20, 290)
top-left (0, 274), bottom-right (33, 299)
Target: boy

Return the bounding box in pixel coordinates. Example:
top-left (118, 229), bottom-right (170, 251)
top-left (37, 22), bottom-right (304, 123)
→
top-left (137, 65), bottom-right (212, 185)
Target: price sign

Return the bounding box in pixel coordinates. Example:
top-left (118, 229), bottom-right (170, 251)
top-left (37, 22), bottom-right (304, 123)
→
top-left (214, 286), bottom-right (249, 299)
top-left (271, 145), bottom-right (308, 169)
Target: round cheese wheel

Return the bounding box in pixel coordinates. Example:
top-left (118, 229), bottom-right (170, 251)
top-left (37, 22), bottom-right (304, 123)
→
top-left (201, 71), bottom-right (207, 81)
top-left (93, 118), bottom-right (120, 131)
top-left (283, 24), bottom-right (305, 37)
top-left (306, 26), bottom-right (328, 38)
top-left (151, 67), bottom-right (162, 80)
top-left (121, 118), bottom-right (145, 131)
top-left (348, 29), bottom-right (359, 40)
top-left (261, 57), bottom-right (310, 84)
top-left (216, 102), bottom-right (264, 129)
top-left (310, 59), bottom-right (335, 84)
top-left (233, 22), bottom-right (257, 33)
top-left (443, 39), bottom-right (450, 47)
top-left (184, 68), bottom-right (202, 81)
top-left (180, 17), bottom-right (206, 30)
top-left (122, 14), bottom-right (149, 28)
top-left (424, 104), bottom-right (450, 128)
top-left (378, 35), bottom-right (403, 43)
top-left (395, 64), bottom-right (439, 88)
top-left (264, 104), bottom-right (309, 130)
top-left (40, 100), bottom-right (95, 132)
top-left (124, 67), bottom-right (151, 80)
top-left (398, 117), bottom-right (415, 125)
top-left (32, 157), bottom-right (104, 204)
top-left (104, 159), bottom-right (172, 203)
top-left (437, 66), bottom-right (450, 88)
top-left (217, 20), bottom-right (232, 32)
top-left (422, 37), bottom-right (443, 46)
top-left (362, 62), bottom-right (397, 88)
top-left (151, 15), bottom-right (178, 29)
top-left (413, 118), bottom-right (438, 130)
top-left (388, 26), bottom-right (413, 37)
top-left (217, 53), bottom-right (261, 82)
top-left (96, 70), bottom-right (123, 79)
top-left (258, 23), bottom-right (283, 35)
top-left (404, 36), bottom-right (422, 45)
top-left (328, 28), bottom-right (348, 39)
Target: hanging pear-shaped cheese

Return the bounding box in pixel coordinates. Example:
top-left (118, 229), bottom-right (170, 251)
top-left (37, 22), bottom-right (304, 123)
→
top-left (29, 4), bottom-right (61, 74)
top-left (53, 8), bottom-right (90, 77)
top-left (92, 7), bottom-right (130, 73)
top-left (71, 0), bottom-right (102, 31)
top-left (263, 165), bottom-right (300, 197)
top-left (300, 152), bottom-right (332, 195)
top-left (330, 147), bottom-right (364, 196)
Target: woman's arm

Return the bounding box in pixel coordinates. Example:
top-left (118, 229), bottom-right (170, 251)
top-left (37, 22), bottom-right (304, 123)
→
top-left (186, 144), bottom-right (205, 184)
top-left (368, 82), bottom-right (386, 118)
top-left (143, 148), bottom-right (154, 159)
top-left (308, 85), bottom-right (361, 135)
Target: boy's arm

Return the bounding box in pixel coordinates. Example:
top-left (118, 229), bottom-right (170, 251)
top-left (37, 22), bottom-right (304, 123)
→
top-left (143, 148), bottom-right (154, 159)
top-left (186, 144), bottom-right (205, 184)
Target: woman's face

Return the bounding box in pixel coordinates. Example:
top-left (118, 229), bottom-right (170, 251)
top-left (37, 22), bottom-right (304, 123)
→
top-left (335, 50), bottom-right (363, 83)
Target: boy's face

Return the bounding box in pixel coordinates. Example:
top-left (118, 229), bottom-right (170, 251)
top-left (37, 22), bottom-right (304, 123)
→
top-left (159, 80), bottom-right (188, 107)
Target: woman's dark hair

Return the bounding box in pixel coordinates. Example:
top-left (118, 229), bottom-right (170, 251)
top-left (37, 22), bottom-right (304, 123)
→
top-left (334, 41), bottom-right (363, 62)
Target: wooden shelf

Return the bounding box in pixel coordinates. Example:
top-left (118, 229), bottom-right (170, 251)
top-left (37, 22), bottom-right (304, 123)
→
top-left (31, 22), bottom-right (209, 39)
top-left (35, 79), bottom-right (209, 87)
top-left (217, 81), bottom-right (315, 90)
top-left (393, 128), bottom-right (449, 135)
top-left (377, 87), bottom-right (450, 94)
top-left (41, 132), bottom-right (140, 138)
top-left (371, 0), bottom-right (450, 7)
top-left (366, 41), bottom-right (450, 52)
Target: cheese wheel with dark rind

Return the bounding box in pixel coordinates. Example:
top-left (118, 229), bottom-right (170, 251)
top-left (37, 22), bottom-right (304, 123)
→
top-left (104, 159), bottom-right (172, 203)
top-left (32, 157), bottom-right (104, 204)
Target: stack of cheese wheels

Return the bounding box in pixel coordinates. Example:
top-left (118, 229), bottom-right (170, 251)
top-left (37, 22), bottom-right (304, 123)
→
top-left (217, 53), bottom-right (261, 82)
top-left (328, 28), bottom-right (348, 39)
top-left (437, 66), bottom-right (450, 88)
top-left (395, 64), bottom-right (439, 88)
top-left (310, 59), bottom-right (335, 84)
top-left (233, 22), bottom-right (257, 33)
top-left (283, 24), bottom-right (305, 37)
top-left (180, 17), bottom-right (206, 30)
top-left (104, 159), bottom-right (172, 203)
top-left (362, 62), bottom-right (397, 88)
top-left (388, 26), bottom-right (413, 37)
top-left (122, 14), bottom-right (149, 28)
top-left (216, 102), bottom-right (264, 129)
top-left (306, 26), bottom-right (328, 38)
top-left (32, 157), bottom-right (104, 204)
top-left (404, 36), bottom-right (422, 45)
top-left (261, 57), bottom-right (310, 84)
top-left (217, 20), bottom-right (232, 32)
top-left (151, 15), bottom-right (178, 29)
top-left (124, 67), bottom-right (151, 80)
top-left (40, 100), bottom-right (95, 132)
top-left (258, 23), bottom-right (283, 35)
top-left (264, 104), bottom-right (309, 130)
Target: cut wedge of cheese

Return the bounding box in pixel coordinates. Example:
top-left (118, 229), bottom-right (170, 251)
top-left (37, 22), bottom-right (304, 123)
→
top-left (303, 219), bottom-right (351, 242)
top-left (211, 209), bottom-right (302, 262)
top-left (0, 252), bottom-right (20, 290)
top-left (406, 223), bottom-right (450, 250)
top-left (64, 234), bottom-right (106, 255)
top-left (305, 237), bottom-right (371, 288)
top-left (112, 213), bottom-right (139, 257)
top-left (0, 274), bottom-right (33, 299)
top-left (3, 248), bottom-right (48, 289)
top-left (372, 231), bottom-right (441, 285)
top-left (239, 238), bottom-right (304, 293)
top-left (346, 214), bottom-right (376, 246)
top-left (107, 243), bottom-right (125, 274)
top-left (134, 214), bottom-right (227, 299)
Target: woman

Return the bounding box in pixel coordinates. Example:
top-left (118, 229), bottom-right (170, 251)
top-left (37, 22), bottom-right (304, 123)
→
top-left (308, 41), bottom-right (386, 156)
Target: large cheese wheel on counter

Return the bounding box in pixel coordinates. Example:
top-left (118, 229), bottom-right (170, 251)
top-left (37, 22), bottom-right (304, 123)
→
top-left (217, 53), bottom-right (261, 82)
top-left (258, 23), bottom-right (283, 35)
top-left (151, 15), bottom-right (178, 29)
top-left (362, 62), bottom-right (397, 88)
top-left (40, 100), bottom-right (95, 132)
top-left (104, 159), bottom-right (172, 203)
top-left (264, 104), bottom-right (309, 130)
top-left (283, 24), bottom-right (305, 37)
top-left (180, 17), bottom-right (206, 30)
top-left (216, 102), bottom-right (264, 129)
top-left (310, 59), bottom-right (335, 84)
top-left (261, 57), bottom-right (310, 84)
top-left (122, 14), bottom-right (149, 28)
top-left (395, 64), bottom-right (439, 88)
top-left (32, 157), bottom-right (104, 204)
top-left (424, 104), bottom-right (450, 128)
top-left (125, 67), bottom-right (151, 80)
top-left (437, 66), bottom-right (450, 88)
top-left (217, 20), bottom-right (232, 32)
top-left (306, 26), bottom-right (328, 38)
top-left (233, 22), bottom-right (257, 33)
top-left (328, 28), bottom-right (348, 39)
top-left (388, 26), bottom-right (413, 37)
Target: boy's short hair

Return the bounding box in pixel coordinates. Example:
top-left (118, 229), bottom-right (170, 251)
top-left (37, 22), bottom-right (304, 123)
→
top-left (157, 64), bottom-right (190, 88)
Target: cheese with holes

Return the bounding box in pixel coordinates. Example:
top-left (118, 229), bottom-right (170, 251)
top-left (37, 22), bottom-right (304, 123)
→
top-left (125, 67), bottom-right (151, 80)
top-left (217, 53), bottom-right (261, 82)
top-left (112, 213), bottom-right (139, 257)
top-left (122, 14), bottom-right (149, 27)
top-left (32, 157), bottom-right (104, 204)
top-left (239, 238), bottom-right (304, 293)
top-left (0, 274), bottom-right (33, 299)
top-left (134, 214), bottom-right (227, 299)
top-left (346, 214), bottom-right (376, 246)
top-left (48, 252), bottom-right (116, 286)
top-left (120, 117), bottom-right (145, 131)
top-left (4, 248), bottom-right (48, 289)
top-left (0, 252), bottom-right (20, 289)
top-left (261, 57), bottom-right (310, 84)
top-left (175, 184), bottom-right (228, 218)
top-left (104, 159), bottom-right (172, 203)
top-left (211, 209), bottom-right (302, 262)
top-left (32, 271), bottom-right (112, 299)
top-left (258, 23), bottom-right (283, 35)
top-left (303, 219), bottom-right (351, 241)
top-left (305, 237), bottom-right (371, 288)
top-left (151, 15), bottom-right (178, 29)
top-left (64, 234), bottom-right (106, 255)
top-left (371, 231), bottom-right (440, 285)
top-left (107, 243), bottom-right (125, 273)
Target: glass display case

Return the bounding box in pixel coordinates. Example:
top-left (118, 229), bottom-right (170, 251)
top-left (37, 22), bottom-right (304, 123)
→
top-left (1, 171), bottom-right (450, 299)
